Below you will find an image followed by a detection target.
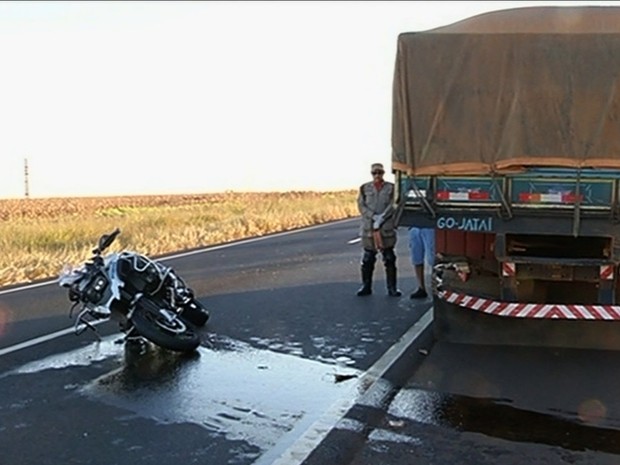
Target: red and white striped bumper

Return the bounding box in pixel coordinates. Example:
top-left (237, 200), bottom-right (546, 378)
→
top-left (438, 289), bottom-right (620, 320)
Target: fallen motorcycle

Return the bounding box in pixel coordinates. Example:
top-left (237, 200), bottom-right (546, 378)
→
top-left (59, 228), bottom-right (209, 352)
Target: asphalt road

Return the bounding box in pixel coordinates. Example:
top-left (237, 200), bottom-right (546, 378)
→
top-left (0, 218), bottom-right (430, 465)
top-left (3, 218), bottom-right (620, 465)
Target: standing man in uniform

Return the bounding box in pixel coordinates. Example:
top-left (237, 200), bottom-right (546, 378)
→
top-left (356, 163), bottom-right (402, 297)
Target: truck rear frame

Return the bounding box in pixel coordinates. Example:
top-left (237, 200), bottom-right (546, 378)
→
top-left (397, 169), bottom-right (620, 349)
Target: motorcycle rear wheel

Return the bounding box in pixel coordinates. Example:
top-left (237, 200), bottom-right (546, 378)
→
top-left (181, 299), bottom-right (210, 327)
top-left (131, 298), bottom-right (200, 352)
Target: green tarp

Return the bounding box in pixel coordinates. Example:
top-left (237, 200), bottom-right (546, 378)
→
top-left (392, 6), bottom-right (620, 175)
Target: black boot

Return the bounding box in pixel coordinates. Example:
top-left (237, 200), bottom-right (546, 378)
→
top-left (357, 250), bottom-right (376, 296)
top-left (356, 264), bottom-right (373, 296)
top-left (385, 262), bottom-right (402, 297)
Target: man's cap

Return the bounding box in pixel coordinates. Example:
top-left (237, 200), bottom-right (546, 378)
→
top-left (371, 163), bottom-right (385, 172)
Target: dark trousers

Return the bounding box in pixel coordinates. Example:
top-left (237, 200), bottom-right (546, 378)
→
top-left (359, 247), bottom-right (398, 292)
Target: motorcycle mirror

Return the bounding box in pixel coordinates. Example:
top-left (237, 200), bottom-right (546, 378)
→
top-left (94, 228), bottom-right (121, 254)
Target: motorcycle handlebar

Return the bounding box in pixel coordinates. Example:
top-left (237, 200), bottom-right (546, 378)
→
top-left (93, 228), bottom-right (121, 255)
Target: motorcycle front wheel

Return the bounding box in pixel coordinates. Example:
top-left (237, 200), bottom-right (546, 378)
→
top-left (131, 298), bottom-right (200, 353)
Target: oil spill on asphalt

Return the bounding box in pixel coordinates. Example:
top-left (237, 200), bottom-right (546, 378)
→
top-left (388, 387), bottom-right (620, 454)
top-left (7, 335), bottom-right (362, 454)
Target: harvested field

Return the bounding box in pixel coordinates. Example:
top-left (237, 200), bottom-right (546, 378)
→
top-left (0, 191), bottom-right (358, 287)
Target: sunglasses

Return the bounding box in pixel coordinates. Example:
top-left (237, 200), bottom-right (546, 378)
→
top-left (371, 170), bottom-right (385, 175)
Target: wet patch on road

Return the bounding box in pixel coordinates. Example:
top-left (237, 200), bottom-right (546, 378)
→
top-left (4, 334), bottom-right (363, 459)
top-left (320, 387), bottom-right (620, 465)
top-left (387, 387), bottom-right (620, 455)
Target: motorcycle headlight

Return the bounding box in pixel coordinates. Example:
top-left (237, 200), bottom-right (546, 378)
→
top-left (84, 274), bottom-right (108, 303)
top-left (85, 288), bottom-right (102, 303)
top-left (93, 277), bottom-right (107, 291)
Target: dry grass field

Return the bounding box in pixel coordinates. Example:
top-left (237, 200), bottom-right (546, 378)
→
top-left (0, 191), bottom-right (358, 287)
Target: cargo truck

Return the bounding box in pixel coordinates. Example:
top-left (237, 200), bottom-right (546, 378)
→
top-left (392, 6), bottom-right (620, 350)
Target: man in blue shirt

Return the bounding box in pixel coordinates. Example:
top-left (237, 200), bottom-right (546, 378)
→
top-left (409, 227), bottom-right (435, 299)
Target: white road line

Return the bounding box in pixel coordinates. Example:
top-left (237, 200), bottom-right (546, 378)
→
top-left (0, 280), bottom-right (55, 295)
top-left (0, 319), bottom-right (108, 357)
top-left (0, 218), bottom-right (359, 356)
top-left (256, 307), bottom-right (434, 465)
top-left (0, 218), bottom-right (358, 297)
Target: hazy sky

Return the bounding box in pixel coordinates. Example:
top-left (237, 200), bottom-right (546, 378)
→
top-left (0, 1), bottom-right (616, 198)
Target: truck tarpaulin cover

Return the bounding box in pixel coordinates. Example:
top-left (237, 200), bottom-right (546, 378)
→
top-left (392, 6), bottom-right (620, 176)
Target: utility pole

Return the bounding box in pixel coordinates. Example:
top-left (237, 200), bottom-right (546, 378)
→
top-left (24, 158), bottom-right (30, 199)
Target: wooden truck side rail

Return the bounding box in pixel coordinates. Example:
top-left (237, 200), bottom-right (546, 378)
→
top-left (396, 169), bottom-right (620, 240)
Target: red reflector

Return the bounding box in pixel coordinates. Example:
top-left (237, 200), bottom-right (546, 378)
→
top-left (469, 191), bottom-right (490, 200)
top-left (561, 194), bottom-right (583, 203)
